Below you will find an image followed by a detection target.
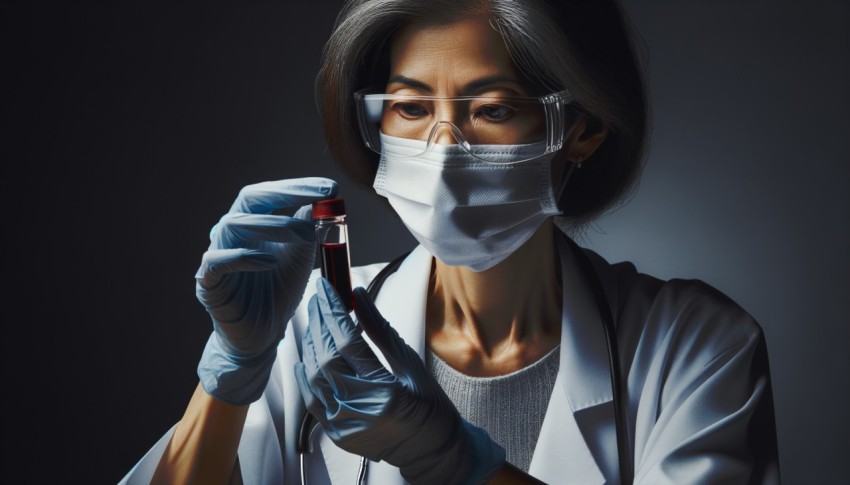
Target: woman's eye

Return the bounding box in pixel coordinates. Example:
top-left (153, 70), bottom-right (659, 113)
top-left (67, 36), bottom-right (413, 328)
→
top-left (477, 105), bottom-right (513, 121)
top-left (394, 103), bottom-right (426, 118)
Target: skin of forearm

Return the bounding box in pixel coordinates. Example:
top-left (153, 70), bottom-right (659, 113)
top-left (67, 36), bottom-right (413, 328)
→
top-left (151, 382), bottom-right (249, 485)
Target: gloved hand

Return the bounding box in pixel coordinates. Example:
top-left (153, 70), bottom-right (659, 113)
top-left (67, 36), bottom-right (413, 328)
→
top-left (294, 278), bottom-right (506, 484)
top-left (196, 177), bottom-right (337, 406)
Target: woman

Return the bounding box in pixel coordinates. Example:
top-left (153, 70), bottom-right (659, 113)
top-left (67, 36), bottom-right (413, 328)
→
top-left (121, 0), bottom-right (779, 483)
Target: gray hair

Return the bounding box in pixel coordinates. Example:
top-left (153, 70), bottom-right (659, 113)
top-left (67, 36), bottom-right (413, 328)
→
top-left (316, 0), bottom-right (649, 227)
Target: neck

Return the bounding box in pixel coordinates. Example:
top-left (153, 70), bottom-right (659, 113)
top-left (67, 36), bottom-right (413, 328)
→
top-left (426, 220), bottom-right (562, 374)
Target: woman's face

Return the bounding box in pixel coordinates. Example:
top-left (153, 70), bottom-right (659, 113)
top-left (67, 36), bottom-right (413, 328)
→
top-left (384, 14), bottom-right (546, 146)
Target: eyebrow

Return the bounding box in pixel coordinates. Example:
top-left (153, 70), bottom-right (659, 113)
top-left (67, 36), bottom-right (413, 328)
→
top-left (386, 74), bottom-right (525, 95)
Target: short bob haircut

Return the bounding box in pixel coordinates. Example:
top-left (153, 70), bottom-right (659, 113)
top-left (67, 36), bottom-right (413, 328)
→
top-left (316, 0), bottom-right (649, 228)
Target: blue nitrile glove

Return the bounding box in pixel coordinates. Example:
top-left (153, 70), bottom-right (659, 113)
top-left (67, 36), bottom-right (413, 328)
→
top-left (196, 177), bottom-right (337, 406)
top-left (294, 278), bottom-right (506, 484)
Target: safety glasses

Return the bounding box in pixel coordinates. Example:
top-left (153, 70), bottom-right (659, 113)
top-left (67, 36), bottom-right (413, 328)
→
top-left (354, 89), bottom-right (574, 163)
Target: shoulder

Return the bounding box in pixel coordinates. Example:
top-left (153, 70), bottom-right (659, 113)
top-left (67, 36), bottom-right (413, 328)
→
top-left (581, 251), bottom-right (781, 481)
top-left (582, 248), bottom-right (764, 364)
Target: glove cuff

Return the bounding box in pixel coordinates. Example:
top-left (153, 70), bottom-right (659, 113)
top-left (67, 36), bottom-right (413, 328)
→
top-left (403, 419), bottom-right (506, 485)
top-left (197, 332), bottom-right (278, 406)
top-left (456, 420), bottom-right (507, 485)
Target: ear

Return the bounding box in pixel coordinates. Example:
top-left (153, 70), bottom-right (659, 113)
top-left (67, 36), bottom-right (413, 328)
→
top-left (551, 117), bottom-right (609, 184)
top-left (564, 117), bottom-right (608, 165)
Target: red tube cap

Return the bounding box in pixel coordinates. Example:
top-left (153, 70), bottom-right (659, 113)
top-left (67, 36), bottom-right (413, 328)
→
top-left (312, 198), bottom-right (346, 219)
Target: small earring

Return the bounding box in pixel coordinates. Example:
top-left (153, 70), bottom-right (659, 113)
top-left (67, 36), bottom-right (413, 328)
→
top-left (576, 155), bottom-right (583, 169)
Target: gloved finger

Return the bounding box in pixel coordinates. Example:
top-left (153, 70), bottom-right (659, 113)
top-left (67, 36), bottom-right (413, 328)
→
top-left (308, 292), bottom-right (384, 404)
top-left (317, 279), bottom-right (393, 380)
top-left (300, 312), bottom-right (337, 413)
top-left (301, 320), bottom-right (397, 447)
top-left (352, 287), bottom-right (391, 349)
top-left (213, 213), bottom-right (314, 248)
top-left (294, 362), bottom-right (333, 429)
top-left (353, 287), bottom-right (423, 378)
top-left (293, 204), bottom-right (312, 222)
top-left (229, 177), bottom-right (338, 214)
top-left (297, 362), bottom-right (377, 446)
top-left (195, 248), bottom-right (278, 288)
top-left (308, 293), bottom-right (367, 399)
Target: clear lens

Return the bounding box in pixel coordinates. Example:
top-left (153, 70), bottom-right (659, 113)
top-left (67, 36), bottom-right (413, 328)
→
top-left (354, 90), bottom-right (572, 163)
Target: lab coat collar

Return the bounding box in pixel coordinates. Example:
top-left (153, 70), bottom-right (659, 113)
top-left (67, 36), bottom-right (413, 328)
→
top-left (368, 231), bottom-right (615, 483)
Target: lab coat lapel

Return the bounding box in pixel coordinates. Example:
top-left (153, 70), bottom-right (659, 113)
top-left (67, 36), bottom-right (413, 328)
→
top-left (555, 233), bottom-right (614, 411)
top-left (528, 372), bottom-right (607, 483)
top-left (373, 245), bottom-right (432, 358)
top-left (528, 233), bottom-right (616, 483)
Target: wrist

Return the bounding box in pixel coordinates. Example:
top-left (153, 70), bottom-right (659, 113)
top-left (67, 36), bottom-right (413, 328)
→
top-left (458, 420), bottom-right (506, 485)
top-left (197, 332), bottom-right (278, 406)
top-left (401, 419), bottom-right (505, 485)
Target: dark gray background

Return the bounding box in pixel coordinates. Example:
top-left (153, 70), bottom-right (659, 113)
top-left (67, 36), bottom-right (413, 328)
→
top-left (1, 1), bottom-right (847, 483)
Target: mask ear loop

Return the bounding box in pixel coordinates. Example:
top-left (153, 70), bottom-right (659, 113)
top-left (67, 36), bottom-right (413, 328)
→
top-left (555, 119), bottom-right (583, 203)
top-left (556, 160), bottom-right (577, 203)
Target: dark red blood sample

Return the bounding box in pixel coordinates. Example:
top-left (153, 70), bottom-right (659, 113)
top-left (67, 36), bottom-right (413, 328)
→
top-left (320, 242), bottom-right (353, 311)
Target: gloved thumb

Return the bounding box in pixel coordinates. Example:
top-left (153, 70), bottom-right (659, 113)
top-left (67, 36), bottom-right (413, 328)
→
top-left (352, 287), bottom-right (419, 375)
top-left (293, 204), bottom-right (313, 221)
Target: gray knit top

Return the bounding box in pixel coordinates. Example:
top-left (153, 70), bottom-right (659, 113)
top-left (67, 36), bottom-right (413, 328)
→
top-left (426, 345), bottom-right (561, 472)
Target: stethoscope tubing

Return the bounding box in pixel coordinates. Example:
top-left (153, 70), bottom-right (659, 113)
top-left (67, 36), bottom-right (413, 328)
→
top-left (566, 236), bottom-right (633, 484)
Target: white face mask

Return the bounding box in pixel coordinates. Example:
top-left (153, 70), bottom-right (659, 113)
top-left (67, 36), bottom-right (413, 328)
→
top-left (373, 133), bottom-right (567, 272)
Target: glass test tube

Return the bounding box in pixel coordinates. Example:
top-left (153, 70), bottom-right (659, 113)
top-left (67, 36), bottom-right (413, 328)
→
top-left (312, 198), bottom-right (354, 311)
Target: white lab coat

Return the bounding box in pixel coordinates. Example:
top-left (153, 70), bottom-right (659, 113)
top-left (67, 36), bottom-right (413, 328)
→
top-left (120, 232), bottom-right (779, 484)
